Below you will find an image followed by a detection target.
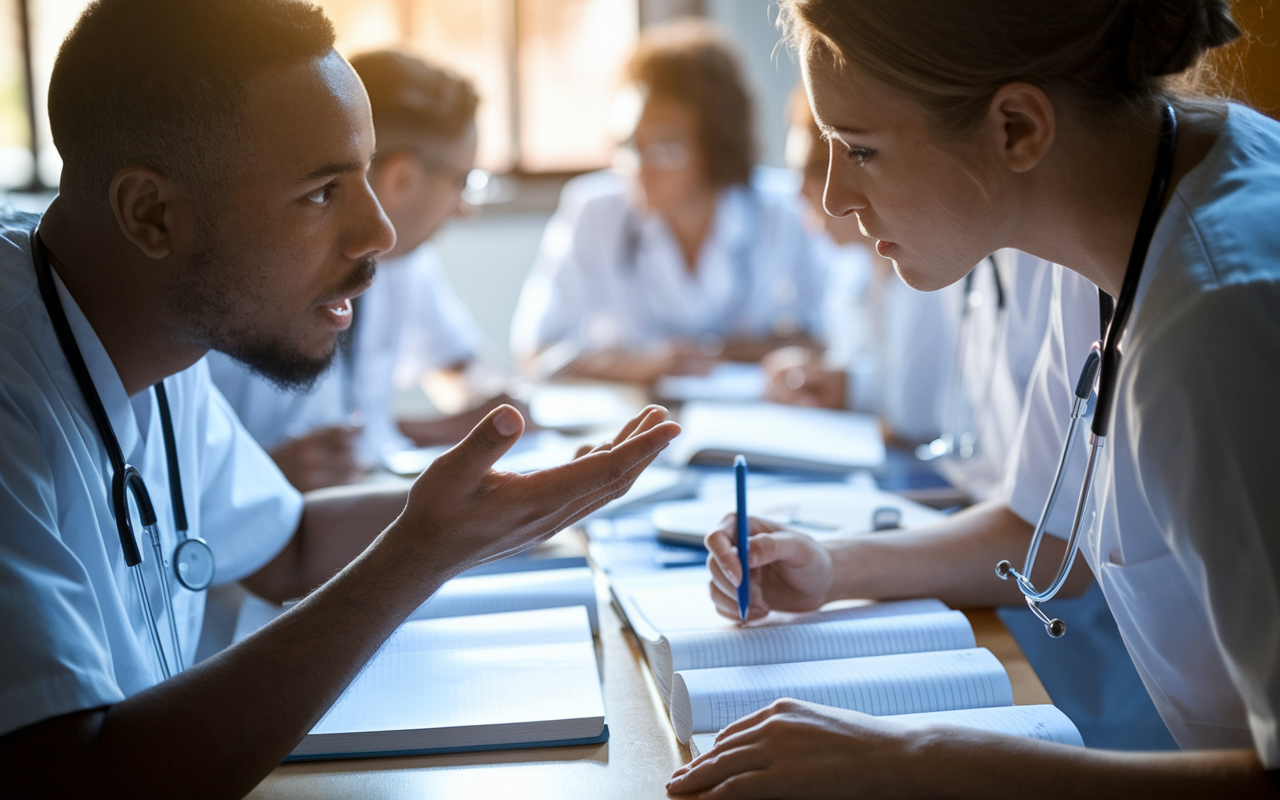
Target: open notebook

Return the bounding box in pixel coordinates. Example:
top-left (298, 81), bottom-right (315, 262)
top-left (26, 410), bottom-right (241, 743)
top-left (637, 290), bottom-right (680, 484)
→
top-left (688, 705), bottom-right (1084, 757)
top-left (234, 564), bottom-right (599, 642)
top-left (240, 606), bottom-right (606, 760)
top-left (611, 569), bottom-right (1083, 746)
top-left (665, 401), bottom-right (885, 472)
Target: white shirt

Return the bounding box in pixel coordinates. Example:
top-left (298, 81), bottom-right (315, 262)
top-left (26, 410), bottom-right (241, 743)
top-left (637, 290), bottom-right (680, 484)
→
top-left (207, 241), bottom-right (482, 464)
top-left (934, 250), bottom-right (1056, 500)
top-left (1005, 105), bottom-right (1280, 763)
top-left (509, 168), bottom-right (827, 359)
top-left (0, 211), bottom-right (303, 738)
top-left (817, 237), bottom-right (953, 443)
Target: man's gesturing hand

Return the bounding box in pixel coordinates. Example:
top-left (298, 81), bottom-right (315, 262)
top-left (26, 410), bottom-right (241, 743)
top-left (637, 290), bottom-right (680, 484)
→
top-left (390, 403), bottom-right (680, 580)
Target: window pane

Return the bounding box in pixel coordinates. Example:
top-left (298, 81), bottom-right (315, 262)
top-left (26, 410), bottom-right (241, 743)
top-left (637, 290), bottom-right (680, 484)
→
top-left (409, 0), bottom-right (516, 172)
top-left (0, 0), bottom-right (32, 187)
top-left (516, 0), bottom-right (637, 172)
top-left (25, 0), bottom-right (91, 187)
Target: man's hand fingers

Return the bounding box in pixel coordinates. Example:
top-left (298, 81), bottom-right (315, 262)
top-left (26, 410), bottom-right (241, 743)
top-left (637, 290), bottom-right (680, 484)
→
top-left (548, 419), bottom-right (679, 496)
top-left (550, 438), bottom-right (675, 526)
top-left (611, 404), bottom-right (669, 448)
top-left (434, 404), bottom-right (525, 483)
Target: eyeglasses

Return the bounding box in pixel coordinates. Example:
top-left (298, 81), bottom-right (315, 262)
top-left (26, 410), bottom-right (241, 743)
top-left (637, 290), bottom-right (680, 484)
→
top-left (615, 137), bottom-right (692, 172)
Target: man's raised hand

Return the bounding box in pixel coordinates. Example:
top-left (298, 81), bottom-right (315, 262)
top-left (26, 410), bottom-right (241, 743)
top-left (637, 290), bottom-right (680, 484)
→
top-left (391, 403), bottom-right (680, 579)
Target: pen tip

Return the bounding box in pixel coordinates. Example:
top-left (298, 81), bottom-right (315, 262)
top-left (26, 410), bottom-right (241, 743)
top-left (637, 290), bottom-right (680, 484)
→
top-left (734, 454), bottom-right (746, 468)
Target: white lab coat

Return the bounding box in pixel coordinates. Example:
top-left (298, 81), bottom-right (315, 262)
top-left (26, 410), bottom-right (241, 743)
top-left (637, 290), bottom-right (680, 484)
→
top-left (0, 212), bottom-right (302, 738)
top-left (1005, 104), bottom-right (1280, 763)
top-left (208, 241), bottom-right (482, 465)
top-left (933, 250), bottom-right (1055, 501)
top-left (819, 236), bottom-right (954, 444)
top-left (997, 262), bottom-right (1174, 750)
top-left (510, 168), bottom-right (827, 360)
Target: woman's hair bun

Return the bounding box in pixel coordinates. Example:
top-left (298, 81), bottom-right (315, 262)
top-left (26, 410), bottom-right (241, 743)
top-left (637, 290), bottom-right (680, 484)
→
top-left (1123, 0), bottom-right (1241, 90)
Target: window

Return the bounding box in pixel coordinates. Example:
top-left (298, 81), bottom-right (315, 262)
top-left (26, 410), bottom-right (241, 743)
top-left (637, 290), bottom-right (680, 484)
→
top-left (0, 0), bottom-right (639, 190)
top-left (0, 1), bottom-right (29, 187)
top-left (318, 0), bottom-right (638, 173)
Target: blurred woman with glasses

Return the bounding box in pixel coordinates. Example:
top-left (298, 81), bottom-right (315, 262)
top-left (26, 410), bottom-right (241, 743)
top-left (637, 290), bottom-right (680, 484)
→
top-left (511, 19), bottom-right (828, 385)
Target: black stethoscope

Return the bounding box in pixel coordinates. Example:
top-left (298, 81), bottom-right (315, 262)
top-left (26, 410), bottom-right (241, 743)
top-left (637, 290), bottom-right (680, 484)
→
top-left (32, 226), bottom-right (216, 678)
top-left (997, 101), bottom-right (1178, 637)
top-left (917, 254), bottom-right (1007, 462)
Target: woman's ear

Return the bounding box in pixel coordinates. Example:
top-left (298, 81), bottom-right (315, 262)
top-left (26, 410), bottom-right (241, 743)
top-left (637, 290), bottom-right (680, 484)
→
top-left (109, 165), bottom-right (179, 259)
top-left (988, 82), bottom-right (1056, 174)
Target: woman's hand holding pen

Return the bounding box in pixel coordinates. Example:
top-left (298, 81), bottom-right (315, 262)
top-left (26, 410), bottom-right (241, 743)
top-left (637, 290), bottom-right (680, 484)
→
top-left (704, 514), bottom-right (835, 622)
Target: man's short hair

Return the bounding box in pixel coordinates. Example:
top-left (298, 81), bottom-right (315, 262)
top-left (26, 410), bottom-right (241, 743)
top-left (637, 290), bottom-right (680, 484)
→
top-left (348, 50), bottom-right (479, 156)
top-left (49, 0), bottom-right (335, 207)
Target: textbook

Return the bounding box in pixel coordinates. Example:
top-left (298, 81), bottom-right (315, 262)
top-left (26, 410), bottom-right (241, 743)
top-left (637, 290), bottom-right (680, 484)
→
top-left (666, 401), bottom-right (886, 473)
top-left (670, 646), bottom-right (1012, 743)
top-left (611, 569), bottom-right (960, 704)
top-left (279, 607), bottom-right (607, 760)
top-left (234, 564), bottom-right (599, 642)
top-left (610, 569), bottom-right (1083, 746)
top-left (687, 705), bottom-right (1084, 757)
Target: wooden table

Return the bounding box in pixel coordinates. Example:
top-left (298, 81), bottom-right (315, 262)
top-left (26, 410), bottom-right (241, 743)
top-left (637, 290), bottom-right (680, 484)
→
top-left (248, 553), bottom-right (1049, 799)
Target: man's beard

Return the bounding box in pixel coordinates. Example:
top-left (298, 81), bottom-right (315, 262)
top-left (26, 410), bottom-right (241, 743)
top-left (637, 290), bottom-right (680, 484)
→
top-left (172, 229), bottom-right (376, 393)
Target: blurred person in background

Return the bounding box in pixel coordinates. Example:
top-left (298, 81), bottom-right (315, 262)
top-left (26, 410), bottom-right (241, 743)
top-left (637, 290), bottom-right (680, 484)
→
top-left (209, 51), bottom-right (517, 492)
top-left (510, 20), bottom-right (827, 386)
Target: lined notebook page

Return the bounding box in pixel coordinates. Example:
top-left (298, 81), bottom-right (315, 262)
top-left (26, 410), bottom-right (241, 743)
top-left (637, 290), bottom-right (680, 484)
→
top-left (614, 567), bottom-right (948, 640)
top-left (687, 705), bottom-right (1082, 757)
top-left (233, 567), bottom-right (598, 644)
top-left (667, 610), bottom-right (976, 674)
top-left (411, 566), bottom-right (598, 633)
top-left (670, 648), bottom-right (1012, 742)
top-left (296, 606), bottom-right (603, 756)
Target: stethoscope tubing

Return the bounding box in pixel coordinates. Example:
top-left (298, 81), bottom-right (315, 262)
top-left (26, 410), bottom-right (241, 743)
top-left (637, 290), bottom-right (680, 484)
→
top-left (31, 224), bottom-right (215, 675)
top-left (997, 102), bottom-right (1179, 637)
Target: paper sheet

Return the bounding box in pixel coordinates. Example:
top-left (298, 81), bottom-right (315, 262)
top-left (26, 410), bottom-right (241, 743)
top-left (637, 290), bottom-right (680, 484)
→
top-left (670, 647), bottom-right (1012, 742)
top-left (234, 566), bottom-right (599, 641)
top-left (295, 606), bottom-right (605, 756)
top-left (689, 703), bottom-right (1083, 757)
top-left (666, 402), bottom-right (885, 472)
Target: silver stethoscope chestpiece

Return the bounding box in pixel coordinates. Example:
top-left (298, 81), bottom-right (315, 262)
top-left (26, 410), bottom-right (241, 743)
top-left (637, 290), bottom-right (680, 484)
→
top-left (174, 537), bottom-right (215, 591)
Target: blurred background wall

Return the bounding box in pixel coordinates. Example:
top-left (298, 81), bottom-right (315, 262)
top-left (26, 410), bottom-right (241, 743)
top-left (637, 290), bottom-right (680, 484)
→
top-left (1, 0), bottom-right (1274, 376)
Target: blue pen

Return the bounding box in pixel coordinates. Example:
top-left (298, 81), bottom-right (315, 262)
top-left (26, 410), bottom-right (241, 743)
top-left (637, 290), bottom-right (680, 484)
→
top-left (734, 455), bottom-right (749, 621)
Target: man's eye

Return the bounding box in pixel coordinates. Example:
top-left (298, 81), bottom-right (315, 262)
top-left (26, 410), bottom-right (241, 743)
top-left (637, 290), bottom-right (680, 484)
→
top-left (306, 184), bottom-right (335, 204)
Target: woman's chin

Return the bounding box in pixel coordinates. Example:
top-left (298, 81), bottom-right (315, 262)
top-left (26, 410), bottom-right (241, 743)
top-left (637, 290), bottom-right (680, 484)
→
top-left (892, 257), bottom-right (966, 293)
